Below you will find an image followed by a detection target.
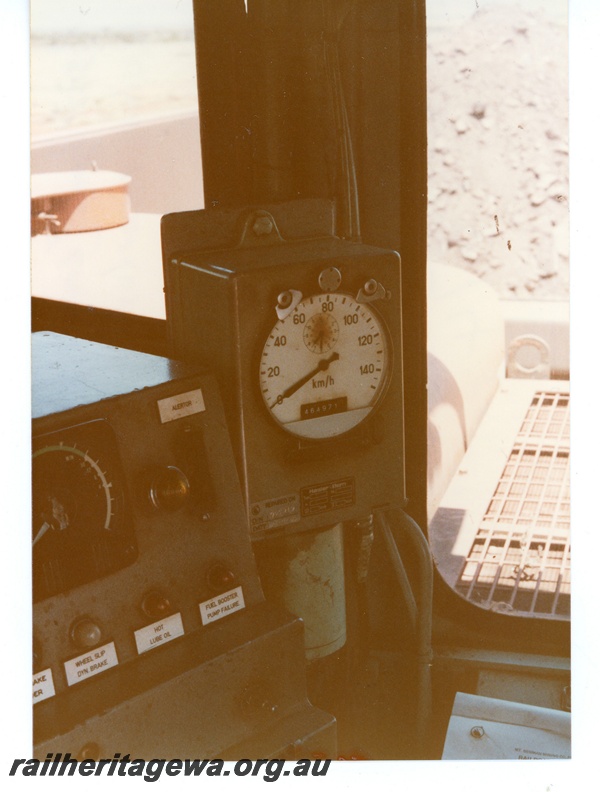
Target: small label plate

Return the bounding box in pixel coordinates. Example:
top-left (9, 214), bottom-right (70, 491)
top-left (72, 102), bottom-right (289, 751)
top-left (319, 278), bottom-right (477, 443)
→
top-left (157, 388), bottom-right (205, 424)
top-left (134, 612), bottom-right (185, 654)
top-left (300, 477), bottom-right (356, 517)
top-left (64, 642), bottom-right (119, 687)
top-left (33, 668), bottom-right (55, 704)
top-left (249, 493), bottom-right (301, 533)
top-left (199, 586), bottom-right (245, 626)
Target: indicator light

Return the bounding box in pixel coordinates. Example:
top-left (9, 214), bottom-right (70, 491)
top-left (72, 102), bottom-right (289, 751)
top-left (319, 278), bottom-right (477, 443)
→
top-left (70, 618), bottom-right (102, 650)
top-left (206, 563), bottom-right (237, 593)
top-left (141, 590), bottom-right (172, 620)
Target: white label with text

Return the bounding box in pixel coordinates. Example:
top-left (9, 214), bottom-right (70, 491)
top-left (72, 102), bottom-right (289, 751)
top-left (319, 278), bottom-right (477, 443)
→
top-left (64, 642), bottom-right (119, 687)
top-left (134, 612), bottom-right (185, 654)
top-left (33, 668), bottom-right (55, 704)
top-left (158, 389), bottom-right (206, 423)
top-left (199, 586), bottom-right (245, 626)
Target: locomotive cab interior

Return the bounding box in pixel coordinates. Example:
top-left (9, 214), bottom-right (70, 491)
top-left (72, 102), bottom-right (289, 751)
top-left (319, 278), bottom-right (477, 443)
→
top-left (14, 0), bottom-right (584, 775)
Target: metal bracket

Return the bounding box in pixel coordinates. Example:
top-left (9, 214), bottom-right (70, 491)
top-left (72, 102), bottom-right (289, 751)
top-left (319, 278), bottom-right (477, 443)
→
top-left (507, 334), bottom-right (551, 379)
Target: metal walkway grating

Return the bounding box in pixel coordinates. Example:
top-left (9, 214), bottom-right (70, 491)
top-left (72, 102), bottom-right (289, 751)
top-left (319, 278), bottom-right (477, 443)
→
top-left (456, 391), bottom-right (570, 619)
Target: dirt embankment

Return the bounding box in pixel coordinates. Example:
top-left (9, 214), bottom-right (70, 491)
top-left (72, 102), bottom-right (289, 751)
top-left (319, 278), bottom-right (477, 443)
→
top-left (427, 4), bottom-right (569, 300)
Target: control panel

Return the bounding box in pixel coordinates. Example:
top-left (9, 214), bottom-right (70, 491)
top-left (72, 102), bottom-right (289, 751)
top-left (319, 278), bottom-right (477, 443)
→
top-left (32, 332), bottom-right (335, 759)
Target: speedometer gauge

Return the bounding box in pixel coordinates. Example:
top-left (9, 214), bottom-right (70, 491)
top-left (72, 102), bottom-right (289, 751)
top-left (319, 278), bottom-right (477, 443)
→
top-left (260, 292), bottom-right (390, 439)
top-left (32, 420), bottom-right (137, 602)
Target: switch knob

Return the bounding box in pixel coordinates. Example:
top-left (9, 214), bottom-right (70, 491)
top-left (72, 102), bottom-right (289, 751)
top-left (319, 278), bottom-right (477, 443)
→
top-left (148, 466), bottom-right (190, 512)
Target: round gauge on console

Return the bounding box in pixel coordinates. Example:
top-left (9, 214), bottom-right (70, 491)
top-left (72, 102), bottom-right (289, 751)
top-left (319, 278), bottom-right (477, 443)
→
top-left (32, 420), bottom-right (136, 602)
top-left (259, 292), bottom-right (390, 439)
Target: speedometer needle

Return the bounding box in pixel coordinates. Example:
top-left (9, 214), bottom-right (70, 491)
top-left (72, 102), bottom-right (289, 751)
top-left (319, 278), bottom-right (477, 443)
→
top-left (33, 521), bottom-right (52, 548)
top-left (272, 352), bottom-right (339, 407)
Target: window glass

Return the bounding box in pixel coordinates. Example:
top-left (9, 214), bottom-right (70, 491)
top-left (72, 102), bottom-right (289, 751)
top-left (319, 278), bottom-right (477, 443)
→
top-left (30, 0), bottom-right (197, 138)
top-left (427, 0), bottom-right (568, 301)
top-left (427, 0), bottom-right (570, 621)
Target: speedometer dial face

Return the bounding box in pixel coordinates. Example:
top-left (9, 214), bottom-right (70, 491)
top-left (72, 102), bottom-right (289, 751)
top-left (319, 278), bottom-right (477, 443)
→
top-left (260, 293), bottom-right (390, 439)
top-left (32, 420), bottom-right (137, 603)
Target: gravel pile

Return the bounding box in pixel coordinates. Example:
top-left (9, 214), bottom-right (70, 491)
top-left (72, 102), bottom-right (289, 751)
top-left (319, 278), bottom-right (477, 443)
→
top-left (427, 3), bottom-right (569, 299)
